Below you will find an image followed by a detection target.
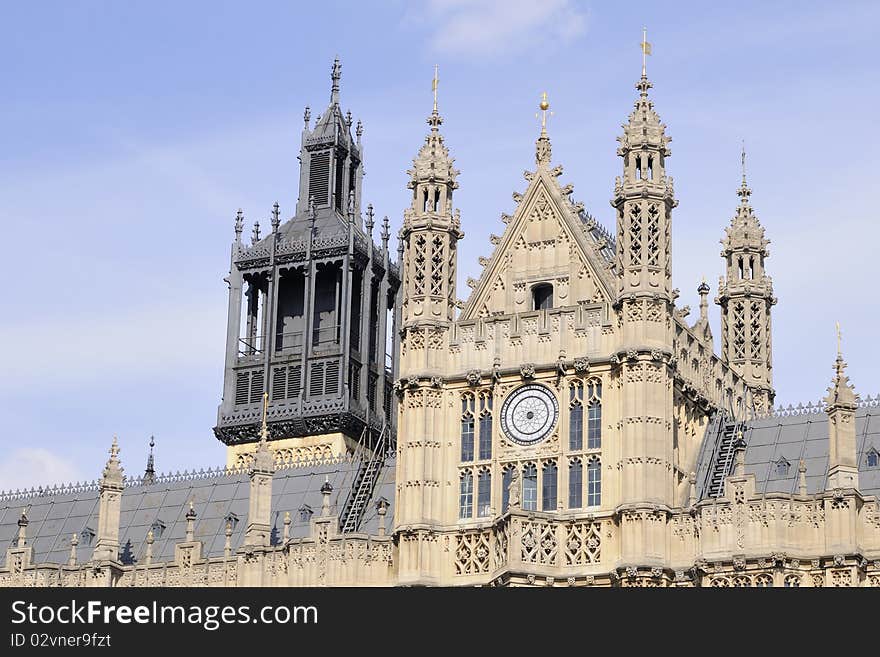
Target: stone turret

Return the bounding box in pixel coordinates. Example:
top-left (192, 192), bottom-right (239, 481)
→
top-left (92, 437), bottom-right (124, 563)
top-left (716, 147), bottom-right (776, 414)
top-left (825, 330), bottom-right (859, 490)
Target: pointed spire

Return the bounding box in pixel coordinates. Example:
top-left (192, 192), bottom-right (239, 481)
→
top-left (825, 323), bottom-right (859, 410)
top-left (432, 64), bottom-right (439, 114)
top-left (144, 435), bottom-right (156, 485)
top-left (427, 64), bottom-right (443, 132)
top-left (330, 56), bottom-right (341, 105)
top-left (737, 140), bottom-right (752, 203)
top-left (234, 209), bottom-right (244, 243)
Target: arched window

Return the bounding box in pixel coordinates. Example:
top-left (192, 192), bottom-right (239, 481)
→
top-left (784, 575), bottom-right (801, 588)
top-left (754, 574), bottom-right (773, 587)
top-left (523, 463), bottom-right (538, 511)
top-left (542, 462), bottom-right (558, 511)
top-left (569, 382), bottom-right (583, 450)
top-left (569, 459), bottom-right (583, 508)
top-left (478, 392), bottom-right (493, 460)
top-left (635, 155), bottom-right (642, 180)
top-left (459, 471), bottom-right (473, 519)
top-left (532, 283), bottom-right (553, 311)
top-left (587, 379), bottom-right (602, 449)
top-left (587, 457), bottom-right (601, 507)
top-left (866, 449), bottom-right (879, 468)
top-left (433, 188), bottom-right (440, 213)
top-left (477, 469), bottom-right (491, 517)
top-left (460, 395), bottom-right (475, 462)
top-left (647, 155), bottom-right (654, 181)
top-left (423, 188), bottom-right (429, 212)
top-left (774, 458), bottom-right (790, 477)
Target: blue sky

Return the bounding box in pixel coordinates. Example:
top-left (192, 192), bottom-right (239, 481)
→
top-left (1, 0), bottom-right (877, 490)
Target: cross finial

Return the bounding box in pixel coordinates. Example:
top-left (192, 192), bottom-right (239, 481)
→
top-left (640, 27), bottom-right (652, 77)
top-left (537, 91), bottom-right (551, 135)
top-left (432, 64), bottom-right (439, 113)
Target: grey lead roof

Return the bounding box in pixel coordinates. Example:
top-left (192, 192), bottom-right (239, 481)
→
top-left (696, 406), bottom-right (880, 501)
top-left (0, 457), bottom-right (395, 566)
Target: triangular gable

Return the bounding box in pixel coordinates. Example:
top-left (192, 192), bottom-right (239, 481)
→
top-left (460, 167), bottom-right (615, 320)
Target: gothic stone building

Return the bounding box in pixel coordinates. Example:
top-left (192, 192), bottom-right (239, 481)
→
top-left (2, 59), bottom-right (880, 588)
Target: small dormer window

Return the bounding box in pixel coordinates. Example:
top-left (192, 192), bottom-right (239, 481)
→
top-left (150, 519), bottom-right (166, 539)
top-left (299, 505), bottom-right (314, 522)
top-left (866, 449), bottom-right (879, 469)
top-left (774, 458), bottom-right (791, 477)
top-left (224, 513), bottom-right (239, 530)
top-left (80, 527), bottom-right (96, 547)
top-left (532, 283), bottom-right (553, 311)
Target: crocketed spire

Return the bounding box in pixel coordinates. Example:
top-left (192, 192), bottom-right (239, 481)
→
top-left (722, 147), bottom-right (768, 256)
top-left (406, 69), bottom-right (459, 201)
top-left (617, 73), bottom-right (671, 160)
top-left (825, 325), bottom-right (859, 411)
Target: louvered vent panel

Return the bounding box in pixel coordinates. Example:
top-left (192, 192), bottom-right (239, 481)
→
top-left (249, 370), bottom-right (264, 404)
top-left (325, 359), bottom-right (340, 395)
top-left (384, 379), bottom-right (393, 419)
top-left (309, 362), bottom-right (325, 397)
top-left (288, 365), bottom-right (302, 399)
top-left (235, 372), bottom-right (249, 405)
top-left (350, 361), bottom-right (361, 399)
top-left (272, 367), bottom-right (286, 401)
top-left (309, 152), bottom-right (330, 206)
top-left (368, 373), bottom-right (378, 411)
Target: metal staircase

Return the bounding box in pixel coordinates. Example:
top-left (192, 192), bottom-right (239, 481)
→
top-left (700, 412), bottom-right (747, 498)
top-left (340, 424), bottom-right (389, 533)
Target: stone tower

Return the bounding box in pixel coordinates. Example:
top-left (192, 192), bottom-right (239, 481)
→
top-left (215, 59), bottom-right (400, 468)
top-left (611, 58), bottom-right (678, 565)
top-left (716, 151), bottom-right (776, 414)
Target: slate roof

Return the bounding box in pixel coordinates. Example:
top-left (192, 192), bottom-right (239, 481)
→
top-left (0, 457), bottom-right (395, 567)
top-left (696, 405), bottom-right (880, 501)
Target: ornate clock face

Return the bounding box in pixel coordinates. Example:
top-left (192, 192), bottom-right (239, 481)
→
top-left (500, 384), bottom-right (559, 446)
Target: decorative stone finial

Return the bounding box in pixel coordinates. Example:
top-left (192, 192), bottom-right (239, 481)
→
top-left (733, 431), bottom-right (747, 477)
top-left (308, 196), bottom-right (316, 223)
top-left (145, 528), bottom-right (154, 565)
top-left (355, 119), bottom-right (363, 141)
top-left (271, 201), bottom-right (281, 234)
top-left (223, 520), bottom-right (232, 558)
top-left (320, 476), bottom-right (333, 516)
top-left (381, 215), bottom-right (390, 248)
top-left (347, 190), bottom-right (355, 223)
top-left (365, 203), bottom-right (375, 235)
top-left (68, 533), bottom-right (78, 566)
top-left (102, 436), bottom-right (124, 484)
top-left (185, 501), bottom-right (197, 542)
top-left (375, 497), bottom-right (390, 536)
top-left (345, 109), bottom-right (352, 127)
top-left (251, 220), bottom-right (261, 245)
top-left (798, 459), bottom-right (808, 496)
top-left (234, 209), bottom-right (244, 242)
top-left (303, 105), bottom-right (311, 129)
top-left (251, 392), bottom-right (275, 473)
top-left (17, 508), bottom-right (28, 547)
top-left (330, 57), bottom-right (341, 104)
top-left (283, 511), bottom-right (291, 542)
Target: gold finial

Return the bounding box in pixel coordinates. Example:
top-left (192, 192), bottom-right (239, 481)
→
top-left (836, 321), bottom-right (842, 359)
top-left (537, 91), bottom-right (552, 135)
top-left (741, 140), bottom-right (747, 185)
top-left (260, 391), bottom-right (269, 441)
top-left (640, 27), bottom-right (652, 77)
top-left (432, 64), bottom-right (439, 113)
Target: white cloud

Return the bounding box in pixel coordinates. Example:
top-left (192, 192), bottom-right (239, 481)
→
top-left (414, 0), bottom-right (588, 57)
top-left (0, 448), bottom-right (84, 492)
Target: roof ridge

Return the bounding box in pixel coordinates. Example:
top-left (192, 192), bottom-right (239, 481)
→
top-left (755, 393), bottom-right (880, 420)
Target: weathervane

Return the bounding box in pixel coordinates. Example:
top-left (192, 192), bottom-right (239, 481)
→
top-left (836, 321), bottom-right (842, 359)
